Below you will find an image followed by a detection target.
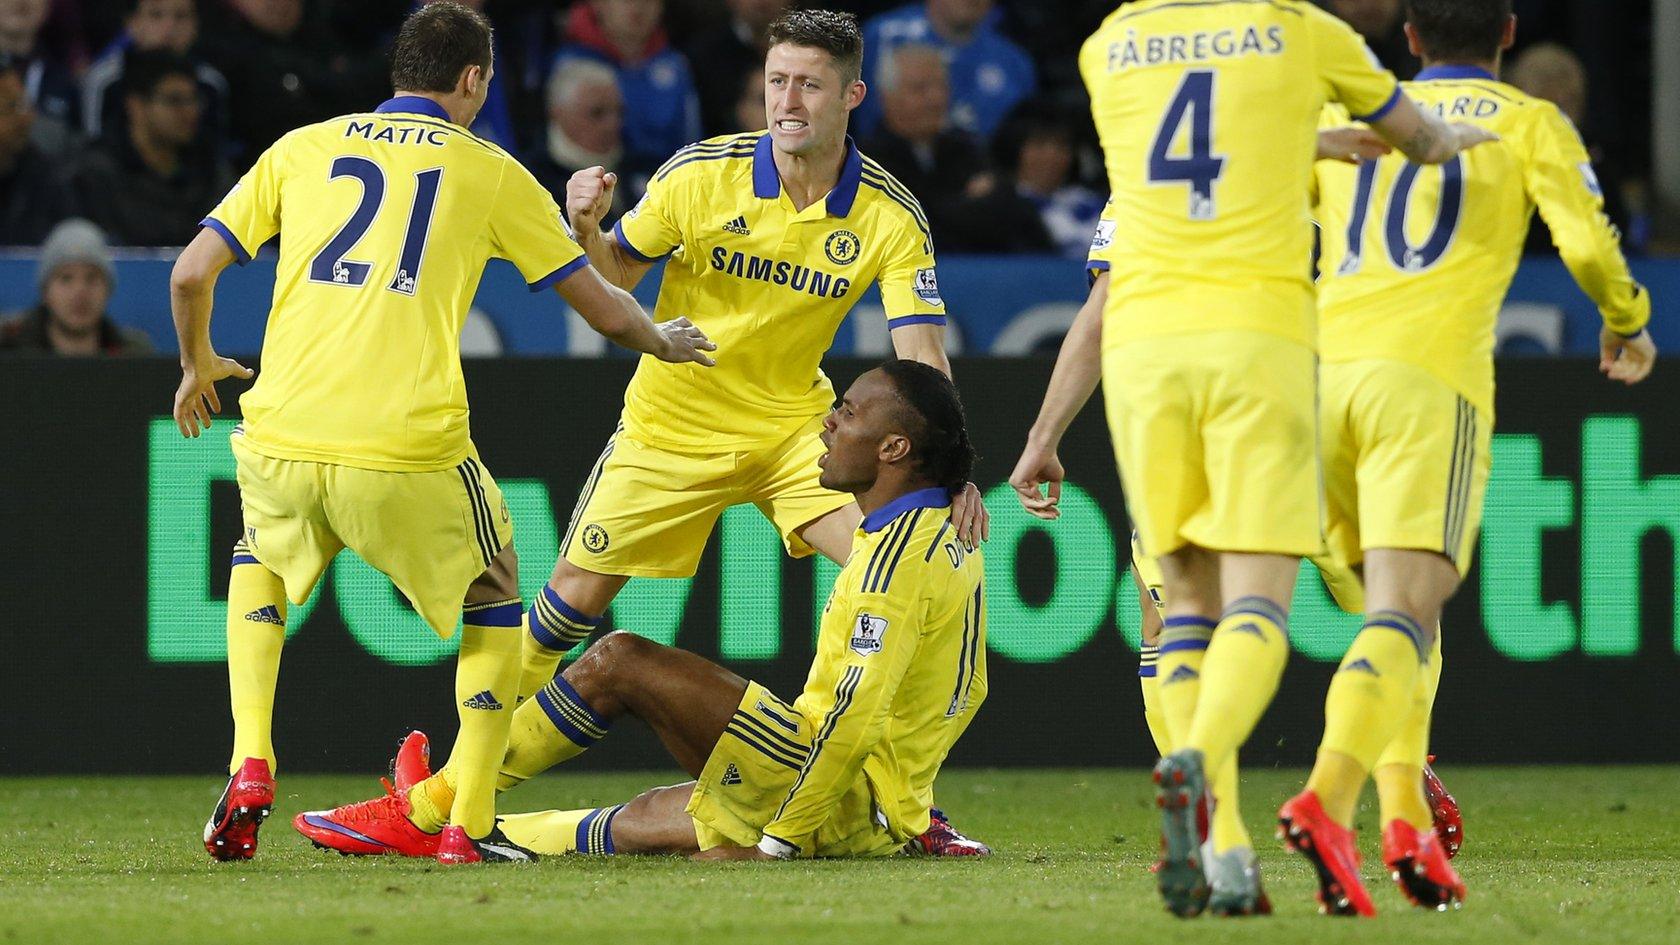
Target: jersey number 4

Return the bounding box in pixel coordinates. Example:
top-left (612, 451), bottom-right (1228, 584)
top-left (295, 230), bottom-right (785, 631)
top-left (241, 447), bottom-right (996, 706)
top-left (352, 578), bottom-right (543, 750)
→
top-left (1337, 154), bottom-right (1465, 275)
top-left (310, 156), bottom-right (444, 296)
top-left (1149, 70), bottom-right (1225, 220)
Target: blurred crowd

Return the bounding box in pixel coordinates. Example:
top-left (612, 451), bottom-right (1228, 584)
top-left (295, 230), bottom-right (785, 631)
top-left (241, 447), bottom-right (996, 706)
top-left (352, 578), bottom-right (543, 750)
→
top-left (0, 0), bottom-right (1660, 353)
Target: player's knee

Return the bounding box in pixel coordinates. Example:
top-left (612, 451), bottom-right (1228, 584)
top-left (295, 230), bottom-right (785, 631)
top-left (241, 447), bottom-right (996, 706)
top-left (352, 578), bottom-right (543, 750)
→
top-left (576, 630), bottom-right (656, 688)
top-left (467, 545), bottom-right (519, 604)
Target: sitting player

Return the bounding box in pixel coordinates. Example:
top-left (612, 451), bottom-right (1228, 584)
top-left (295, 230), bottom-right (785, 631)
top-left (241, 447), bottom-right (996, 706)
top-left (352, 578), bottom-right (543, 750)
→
top-left (296, 361), bottom-right (990, 860)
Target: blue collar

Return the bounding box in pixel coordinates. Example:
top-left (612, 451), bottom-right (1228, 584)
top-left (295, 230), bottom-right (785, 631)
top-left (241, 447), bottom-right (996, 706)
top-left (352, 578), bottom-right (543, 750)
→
top-left (751, 133), bottom-right (865, 217)
top-left (1415, 65), bottom-right (1496, 82)
top-left (861, 487), bottom-right (952, 533)
top-left (375, 95), bottom-right (454, 122)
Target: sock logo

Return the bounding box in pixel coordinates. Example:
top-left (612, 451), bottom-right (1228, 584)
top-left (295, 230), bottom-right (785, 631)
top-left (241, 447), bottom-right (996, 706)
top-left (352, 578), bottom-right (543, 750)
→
top-left (720, 763), bottom-right (744, 786)
top-left (1165, 665), bottom-right (1200, 684)
top-left (1229, 621), bottom-right (1266, 639)
top-left (462, 690), bottom-right (504, 711)
top-left (1341, 658), bottom-right (1380, 676)
top-left (244, 605), bottom-right (284, 626)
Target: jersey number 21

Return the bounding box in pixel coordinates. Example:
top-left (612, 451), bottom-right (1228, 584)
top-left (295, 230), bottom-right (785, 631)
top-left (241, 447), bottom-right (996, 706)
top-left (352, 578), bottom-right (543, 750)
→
top-left (309, 156), bottom-right (444, 297)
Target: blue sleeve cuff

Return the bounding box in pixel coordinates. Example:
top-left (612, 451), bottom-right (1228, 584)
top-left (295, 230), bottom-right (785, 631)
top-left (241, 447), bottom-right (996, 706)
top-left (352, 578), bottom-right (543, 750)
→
top-left (612, 219), bottom-right (665, 263)
top-left (1351, 85), bottom-right (1403, 123)
top-left (887, 315), bottom-right (947, 330)
top-left (528, 255), bottom-right (591, 293)
top-left (1086, 260), bottom-right (1110, 288)
top-left (200, 217), bottom-right (251, 265)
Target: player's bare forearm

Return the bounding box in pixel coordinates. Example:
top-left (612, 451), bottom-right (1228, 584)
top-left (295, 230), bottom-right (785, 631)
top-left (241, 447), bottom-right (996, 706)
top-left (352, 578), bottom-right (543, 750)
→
top-left (170, 229), bottom-right (236, 366)
top-left (1027, 274), bottom-right (1106, 448)
top-left (1371, 96), bottom-right (1497, 165)
top-left (556, 266), bottom-right (715, 365)
top-left (577, 226), bottom-right (652, 291)
top-left (889, 322), bottom-right (952, 378)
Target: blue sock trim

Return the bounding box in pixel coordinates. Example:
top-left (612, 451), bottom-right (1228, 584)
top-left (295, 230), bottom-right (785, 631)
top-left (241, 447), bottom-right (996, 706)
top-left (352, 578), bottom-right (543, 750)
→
top-left (601, 803), bottom-right (625, 854)
top-left (535, 676), bottom-right (611, 747)
top-left (574, 807), bottom-right (603, 853)
top-left (1223, 595), bottom-right (1289, 630)
top-left (463, 599), bottom-right (523, 628)
top-left (1139, 644), bottom-right (1160, 678)
top-left (1159, 638), bottom-right (1211, 654)
top-left (529, 586), bottom-right (602, 650)
top-left (1365, 611), bottom-right (1429, 661)
top-left (231, 554), bottom-right (260, 567)
top-left (1138, 665), bottom-right (1158, 678)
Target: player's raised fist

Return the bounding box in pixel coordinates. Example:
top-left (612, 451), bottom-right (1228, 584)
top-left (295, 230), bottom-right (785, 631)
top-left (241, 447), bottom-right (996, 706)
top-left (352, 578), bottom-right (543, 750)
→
top-left (567, 166), bottom-right (618, 233)
top-left (654, 316), bottom-right (718, 367)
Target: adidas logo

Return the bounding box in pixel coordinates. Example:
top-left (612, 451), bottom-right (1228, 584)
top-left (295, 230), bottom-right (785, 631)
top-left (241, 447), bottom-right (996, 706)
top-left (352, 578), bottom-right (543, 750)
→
top-left (244, 605), bottom-right (283, 626)
top-left (720, 763), bottom-right (743, 786)
top-left (462, 690), bottom-right (504, 711)
top-left (722, 215), bottom-right (750, 235)
top-left (1341, 658), bottom-right (1380, 676)
top-left (1229, 621), bottom-right (1266, 638)
top-left (1165, 665), bottom-right (1199, 684)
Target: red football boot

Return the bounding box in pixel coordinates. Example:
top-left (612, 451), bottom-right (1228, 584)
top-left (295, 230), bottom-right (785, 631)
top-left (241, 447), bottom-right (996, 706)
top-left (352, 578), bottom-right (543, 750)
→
top-left (436, 823), bottom-right (539, 864)
top-left (390, 730), bottom-right (432, 793)
top-left (293, 780), bottom-right (441, 857)
top-left (1383, 820), bottom-right (1466, 910)
top-left (1278, 791), bottom-right (1376, 917)
top-left (904, 808), bottom-right (992, 856)
top-left (1423, 756), bottom-right (1464, 859)
top-left (203, 757), bottom-right (275, 861)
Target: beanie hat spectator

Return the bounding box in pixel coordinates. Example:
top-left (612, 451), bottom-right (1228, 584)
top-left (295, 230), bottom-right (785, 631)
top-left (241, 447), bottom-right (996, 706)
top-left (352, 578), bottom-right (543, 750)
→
top-left (37, 219), bottom-right (117, 294)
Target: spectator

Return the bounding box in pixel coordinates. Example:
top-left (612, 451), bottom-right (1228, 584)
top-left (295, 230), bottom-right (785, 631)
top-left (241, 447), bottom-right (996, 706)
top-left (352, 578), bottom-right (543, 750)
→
top-left (992, 108), bottom-right (1102, 258)
top-left (0, 218), bottom-right (153, 355)
top-left (0, 51), bottom-right (74, 245)
top-left (1324, 0), bottom-right (1417, 78)
top-left (528, 55), bottom-right (634, 215)
top-left (732, 62), bottom-right (764, 132)
top-left (199, 0), bottom-right (383, 162)
top-left (1509, 42), bottom-right (1633, 254)
top-left (859, 44), bottom-right (1001, 250)
top-left (0, 0), bottom-right (78, 158)
top-left (683, 0), bottom-right (786, 136)
top-left (80, 0), bottom-right (230, 154)
top-left (859, 0), bottom-right (1036, 142)
top-left (73, 50), bottom-right (233, 245)
top-left (552, 0), bottom-right (699, 167)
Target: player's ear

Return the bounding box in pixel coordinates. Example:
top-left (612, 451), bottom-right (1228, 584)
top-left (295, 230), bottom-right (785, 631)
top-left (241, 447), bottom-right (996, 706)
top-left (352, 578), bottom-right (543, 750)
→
top-left (459, 63), bottom-right (484, 98)
top-left (879, 432), bottom-right (911, 465)
top-left (846, 79), bottom-right (867, 113)
top-left (1402, 22), bottom-right (1423, 59)
top-left (1501, 15), bottom-right (1517, 51)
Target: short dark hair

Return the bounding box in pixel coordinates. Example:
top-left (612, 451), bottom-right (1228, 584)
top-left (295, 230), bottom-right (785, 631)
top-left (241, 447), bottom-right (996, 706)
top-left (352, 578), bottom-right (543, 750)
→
top-left (878, 360), bottom-right (975, 494)
top-left (1405, 0), bottom-right (1512, 62)
top-left (766, 9), bottom-right (864, 86)
top-left (390, 1), bottom-right (493, 94)
top-left (124, 49), bottom-right (196, 98)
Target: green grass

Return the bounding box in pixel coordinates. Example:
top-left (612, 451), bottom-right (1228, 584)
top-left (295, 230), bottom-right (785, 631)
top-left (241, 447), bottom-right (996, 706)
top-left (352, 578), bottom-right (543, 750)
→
top-left (3, 768), bottom-right (1677, 944)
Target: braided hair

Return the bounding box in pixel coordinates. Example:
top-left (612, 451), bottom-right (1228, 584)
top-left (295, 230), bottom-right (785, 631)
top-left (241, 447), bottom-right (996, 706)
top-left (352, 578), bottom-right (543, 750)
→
top-left (877, 360), bottom-right (975, 494)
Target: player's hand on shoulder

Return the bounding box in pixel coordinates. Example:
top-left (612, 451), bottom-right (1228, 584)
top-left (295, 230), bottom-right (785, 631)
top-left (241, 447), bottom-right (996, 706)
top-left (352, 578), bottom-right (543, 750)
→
top-left (690, 844), bottom-right (776, 862)
top-left (1317, 126), bottom-right (1391, 165)
top-left (1009, 444), bottom-right (1064, 521)
top-left (952, 481), bottom-right (990, 545)
top-left (1600, 325), bottom-right (1656, 385)
top-left (654, 316), bottom-right (717, 367)
top-left (173, 354), bottom-right (254, 438)
top-left (1448, 122), bottom-right (1500, 154)
top-left (566, 166), bottom-right (618, 234)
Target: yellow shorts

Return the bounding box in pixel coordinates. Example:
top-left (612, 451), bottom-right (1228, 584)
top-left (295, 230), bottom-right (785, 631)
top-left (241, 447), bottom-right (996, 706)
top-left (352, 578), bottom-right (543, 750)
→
top-left (687, 682), bottom-right (901, 859)
top-left (1135, 531), bottom-right (1365, 614)
top-left (1320, 359), bottom-right (1492, 577)
top-left (1130, 533), bottom-right (1165, 614)
top-left (1103, 330), bottom-right (1323, 559)
top-left (562, 415), bottom-right (854, 579)
top-left (231, 435), bottom-right (512, 637)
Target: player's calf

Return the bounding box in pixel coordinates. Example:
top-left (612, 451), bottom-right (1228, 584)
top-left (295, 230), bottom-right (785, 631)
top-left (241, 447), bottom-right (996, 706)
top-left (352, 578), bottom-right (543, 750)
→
top-left (203, 757), bottom-right (275, 861)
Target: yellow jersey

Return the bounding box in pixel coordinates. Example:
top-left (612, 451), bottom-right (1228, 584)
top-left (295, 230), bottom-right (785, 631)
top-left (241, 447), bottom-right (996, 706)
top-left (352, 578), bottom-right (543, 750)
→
top-left (760, 488), bottom-right (985, 852)
top-left (613, 132), bottom-right (945, 450)
top-left (1087, 195), bottom-right (1117, 282)
top-left (1078, 0), bottom-right (1401, 347)
top-left (1314, 66), bottom-right (1650, 413)
top-left (203, 96), bottom-right (587, 472)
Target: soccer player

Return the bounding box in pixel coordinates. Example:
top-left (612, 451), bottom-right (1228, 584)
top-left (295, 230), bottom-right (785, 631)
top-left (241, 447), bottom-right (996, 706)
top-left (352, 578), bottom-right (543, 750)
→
top-left (1283, 0), bottom-right (1652, 915)
top-left (175, 2), bottom-right (714, 865)
top-left (1078, 0), bottom-right (1495, 916)
top-left (309, 362), bottom-right (987, 861)
top-left (295, 8), bottom-right (991, 855)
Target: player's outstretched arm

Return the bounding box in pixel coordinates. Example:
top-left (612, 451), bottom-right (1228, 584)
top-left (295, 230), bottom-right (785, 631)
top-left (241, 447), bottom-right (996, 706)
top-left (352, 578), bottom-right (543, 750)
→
top-left (554, 264), bottom-right (716, 366)
top-left (567, 167), bottom-right (655, 291)
top-left (1317, 126), bottom-right (1392, 165)
top-left (170, 228), bottom-right (253, 438)
top-left (1009, 272), bottom-right (1107, 521)
top-left (1369, 95), bottom-right (1499, 165)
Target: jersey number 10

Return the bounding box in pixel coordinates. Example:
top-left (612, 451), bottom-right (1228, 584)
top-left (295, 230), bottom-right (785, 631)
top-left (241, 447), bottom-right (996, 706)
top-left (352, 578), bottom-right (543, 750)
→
top-left (309, 156), bottom-right (444, 296)
top-left (1337, 155), bottom-right (1466, 275)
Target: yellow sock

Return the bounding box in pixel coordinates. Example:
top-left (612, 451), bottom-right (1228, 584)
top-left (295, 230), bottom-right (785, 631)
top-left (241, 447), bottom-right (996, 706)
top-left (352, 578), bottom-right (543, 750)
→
top-left (1307, 610), bottom-right (1430, 827)
top-left (445, 600), bottom-right (523, 838)
top-left (519, 586), bottom-right (603, 702)
top-left (1374, 631), bottom-right (1444, 830)
top-left (1139, 644), bottom-right (1172, 757)
top-left (501, 673), bottom-right (613, 790)
top-left (1208, 752), bottom-right (1250, 854)
top-left (406, 769), bottom-right (456, 834)
top-left (497, 804), bottom-right (627, 855)
top-left (1157, 617), bottom-right (1214, 750)
top-left (1186, 598), bottom-right (1291, 783)
top-left (226, 555), bottom-right (288, 774)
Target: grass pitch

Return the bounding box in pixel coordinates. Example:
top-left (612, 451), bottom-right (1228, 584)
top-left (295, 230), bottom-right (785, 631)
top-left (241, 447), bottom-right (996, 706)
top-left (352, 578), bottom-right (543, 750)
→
top-left (2, 767), bottom-right (1676, 945)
